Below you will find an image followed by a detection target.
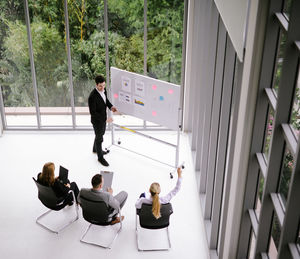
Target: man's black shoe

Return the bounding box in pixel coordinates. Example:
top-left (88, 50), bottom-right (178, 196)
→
top-left (102, 149), bottom-right (110, 155)
top-left (98, 157), bottom-right (109, 167)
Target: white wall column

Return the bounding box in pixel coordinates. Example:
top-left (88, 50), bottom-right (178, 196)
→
top-left (221, 0), bottom-right (269, 258)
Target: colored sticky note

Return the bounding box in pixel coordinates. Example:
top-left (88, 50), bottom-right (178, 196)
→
top-left (168, 89), bottom-right (174, 94)
top-left (152, 85), bottom-right (157, 90)
top-left (159, 96), bottom-right (164, 101)
top-left (114, 93), bottom-right (118, 98)
top-left (152, 111), bottom-right (157, 116)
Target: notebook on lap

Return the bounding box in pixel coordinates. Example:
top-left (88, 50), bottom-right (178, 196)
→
top-left (101, 171), bottom-right (114, 191)
top-left (59, 166), bottom-right (69, 184)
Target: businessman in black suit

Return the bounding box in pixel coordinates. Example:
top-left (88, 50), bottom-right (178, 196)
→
top-left (88, 75), bottom-right (117, 166)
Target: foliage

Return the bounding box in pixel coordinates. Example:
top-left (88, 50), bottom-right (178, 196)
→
top-left (1, 19), bottom-right (69, 106)
top-left (0, 0), bottom-right (184, 108)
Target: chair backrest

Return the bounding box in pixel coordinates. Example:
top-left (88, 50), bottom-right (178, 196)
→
top-left (80, 195), bottom-right (111, 226)
top-left (33, 177), bottom-right (65, 211)
top-left (137, 203), bottom-right (173, 229)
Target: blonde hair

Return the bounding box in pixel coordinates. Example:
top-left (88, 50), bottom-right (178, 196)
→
top-left (39, 162), bottom-right (55, 186)
top-left (150, 182), bottom-right (161, 219)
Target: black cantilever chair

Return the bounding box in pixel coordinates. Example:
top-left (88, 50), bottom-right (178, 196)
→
top-left (33, 177), bottom-right (79, 234)
top-left (136, 203), bottom-right (173, 251)
top-left (79, 195), bottom-right (122, 249)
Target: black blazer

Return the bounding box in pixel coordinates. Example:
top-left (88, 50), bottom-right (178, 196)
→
top-left (88, 88), bottom-right (113, 124)
top-left (37, 173), bottom-right (70, 198)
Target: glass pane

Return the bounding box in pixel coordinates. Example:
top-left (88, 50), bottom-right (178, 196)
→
top-left (290, 66), bottom-right (300, 138)
top-left (248, 230), bottom-right (256, 259)
top-left (268, 213), bottom-right (281, 259)
top-left (107, 0), bottom-right (145, 127)
top-left (28, 0), bottom-right (72, 127)
top-left (278, 148), bottom-right (294, 208)
top-left (68, 0), bottom-right (105, 126)
top-left (283, 0), bottom-right (292, 20)
top-left (147, 0), bottom-right (184, 85)
top-left (0, 1), bottom-right (37, 127)
top-left (108, 0), bottom-right (144, 74)
top-left (263, 106), bottom-right (274, 158)
top-left (255, 172), bottom-right (264, 218)
top-left (273, 32), bottom-right (287, 95)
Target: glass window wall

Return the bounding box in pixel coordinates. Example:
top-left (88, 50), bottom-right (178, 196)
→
top-left (0, 0), bottom-right (37, 127)
top-left (263, 106), bottom-right (274, 159)
top-left (68, 0), bottom-right (105, 127)
top-left (268, 213), bottom-right (281, 259)
top-left (28, 0), bottom-right (72, 127)
top-left (0, 0), bottom-right (185, 130)
top-left (147, 0), bottom-right (184, 85)
top-left (255, 172), bottom-right (264, 219)
top-left (272, 31), bottom-right (286, 96)
top-left (278, 147), bottom-right (294, 209)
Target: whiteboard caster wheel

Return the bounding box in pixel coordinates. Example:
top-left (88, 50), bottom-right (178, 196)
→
top-left (170, 173), bottom-right (173, 179)
top-left (118, 141), bottom-right (121, 145)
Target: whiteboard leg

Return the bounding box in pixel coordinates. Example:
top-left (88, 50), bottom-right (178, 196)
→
top-left (175, 108), bottom-right (181, 168)
top-left (111, 122), bottom-right (115, 145)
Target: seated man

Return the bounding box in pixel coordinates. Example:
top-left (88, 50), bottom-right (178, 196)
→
top-left (78, 174), bottom-right (128, 224)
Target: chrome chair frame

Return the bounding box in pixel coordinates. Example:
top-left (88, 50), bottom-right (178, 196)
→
top-left (79, 197), bottom-right (122, 249)
top-left (136, 203), bottom-right (173, 251)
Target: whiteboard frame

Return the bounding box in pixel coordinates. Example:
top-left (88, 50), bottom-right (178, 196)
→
top-left (108, 67), bottom-right (183, 175)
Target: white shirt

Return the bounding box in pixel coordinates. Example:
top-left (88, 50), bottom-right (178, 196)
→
top-left (135, 177), bottom-right (182, 209)
top-left (96, 88), bottom-right (106, 103)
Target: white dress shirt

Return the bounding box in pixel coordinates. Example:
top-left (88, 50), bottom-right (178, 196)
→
top-left (96, 88), bottom-right (106, 103)
top-left (135, 177), bottom-right (182, 209)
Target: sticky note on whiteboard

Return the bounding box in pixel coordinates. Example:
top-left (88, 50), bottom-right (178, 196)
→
top-left (122, 76), bottom-right (131, 92)
top-left (135, 80), bottom-right (145, 97)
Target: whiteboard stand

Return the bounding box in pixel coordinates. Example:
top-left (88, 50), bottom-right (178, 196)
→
top-left (106, 109), bottom-right (183, 179)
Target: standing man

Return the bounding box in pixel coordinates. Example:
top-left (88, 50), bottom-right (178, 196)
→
top-left (88, 75), bottom-right (117, 166)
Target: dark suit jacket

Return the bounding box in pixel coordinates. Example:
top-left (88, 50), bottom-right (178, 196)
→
top-left (37, 172), bottom-right (69, 198)
top-left (88, 88), bottom-right (113, 125)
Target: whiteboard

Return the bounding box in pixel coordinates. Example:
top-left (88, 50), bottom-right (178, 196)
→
top-left (110, 67), bottom-right (180, 130)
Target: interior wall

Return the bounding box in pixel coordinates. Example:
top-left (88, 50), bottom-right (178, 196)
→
top-left (221, 0), bottom-right (269, 258)
top-left (183, 0), bottom-right (270, 258)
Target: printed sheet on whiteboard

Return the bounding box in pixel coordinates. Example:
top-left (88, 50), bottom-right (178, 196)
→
top-left (110, 67), bottom-right (180, 130)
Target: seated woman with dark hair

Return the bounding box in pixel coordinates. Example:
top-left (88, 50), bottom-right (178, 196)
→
top-left (135, 167), bottom-right (182, 219)
top-left (37, 162), bottom-right (79, 205)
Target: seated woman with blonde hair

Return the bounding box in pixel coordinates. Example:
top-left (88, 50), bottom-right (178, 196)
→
top-left (37, 162), bottom-right (79, 205)
top-left (135, 167), bottom-right (182, 219)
